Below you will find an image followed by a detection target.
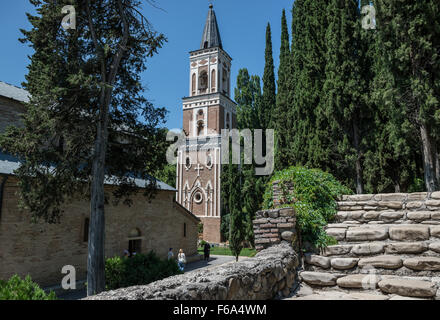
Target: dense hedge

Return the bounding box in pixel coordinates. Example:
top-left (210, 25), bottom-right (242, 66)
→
top-left (105, 251), bottom-right (183, 291)
top-left (0, 275), bottom-right (57, 300)
top-left (263, 166), bottom-right (352, 250)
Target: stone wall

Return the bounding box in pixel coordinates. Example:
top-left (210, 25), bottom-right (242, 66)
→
top-left (86, 242), bottom-right (299, 300)
top-left (0, 176), bottom-right (200, 287)
top-left (253, 208), bottom-right (297, 252)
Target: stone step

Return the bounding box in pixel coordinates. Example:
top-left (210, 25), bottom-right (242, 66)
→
top-left (297, 271), bottom-right (439, 299)
top-left (325, 224), bottom-right (440, 243)
top-left (321, 242), bottom-right (440, 257)
top-left (304, 254), bottom-right (440, 275)
top-left (335, 209), bottom-right (440, 224)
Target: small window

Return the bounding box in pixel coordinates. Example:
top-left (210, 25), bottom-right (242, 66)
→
top-left (194, 192), bottom-right (203, 204)
top-left (197, 121), bottom-right (204, 136)
top-left (185, 156), bottom-right (191, 170)
top-left (128, 239), bottom-right (142, 255)
top-left (83, 218), bottom-right (89, 242)
top-left (184, 223), bottom-right (187, 238)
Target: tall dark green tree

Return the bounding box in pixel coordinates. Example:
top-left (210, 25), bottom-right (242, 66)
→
top-left (274, 9), bottom-right (291, 171)
top-left (261, 23), bottom-right (276, 131)
top-left (375, 0), bottom-right (440, 192)
top-left (0, 0), bottom-right (167, 295)
top-left (323, 0), bottom-right (368, 194)
top-left (228, 157), bottom-right (244, 262)
top-left (289, 0), bottom-right (329, 169)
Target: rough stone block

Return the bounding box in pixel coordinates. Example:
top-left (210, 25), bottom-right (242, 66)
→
top-left (406, 202), bottom-right (424, 210)
top-left (407, 193), bottom-right (428, 201)
top-left (346, 228), bottom-right (388, 241)
top-left (389, 226), bottom-right (430, 241)
top-left (279, 208), bottom-right (295, 217)
top-left (351, 243), bottom-right (385, 256)
top-left (322, 245), bottom-right (352, 257)
top-left (385, 242), bottom-right (428, 254)
top-left (378, 202), bottom-right (403, 210)
top-left (426, 200), bottom-right (440, 208)
top-left (403, 257), bottom-right (440, 271)
top-left (300, 272), bottom-right (342, 286)
top-left (281, 231), bottom-right (295, 241)
top-left (330, 258), bottom-right (359, 270)
top-left (336, 274), bottom-right (381, 289)
top-left (429, 243), bottom-right (440, 253)
top-left (430, 226), bottom-right (440, 238)
top-left (268, 210), bottom-right (280, 218)
top-left (326, 228), bottom-right (346, 241)
top-left (363, 211), bottom-right (381, 220)
top-left (378, 279), bottom-right (437, 298)
top-left (347, 211), bottom-right (365, 220)
top-left (380, 211), bottom-right (405, 222)
top-left (432, 192), bottom-right (440, 200)
top-left (432, 212), bottom-right (440, 220)
top-left (380, 193), bottom-right (407, 201)
top-left (305, 254), bottom-right (330, 269)
top-left (407, 212), bottom-right (431, 221)
top-left (358, 256), bottom-right (403, 269)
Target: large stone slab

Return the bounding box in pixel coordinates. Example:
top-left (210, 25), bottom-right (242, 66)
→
top-left (330, 258), bottom-right (359, 270)
top-left (403, 257), bottom-right (440, 271)
top-left (380, 211), bottom-right (405, 222)
top-left (432, 212), bottom-right (440, 220)
top-left (378, 202), bottom-right (403, 210)
top-left (389, 225), bottom-right (430, 241)
top-left (407, 212), bottom-right (431, 221)
top-left (351, 243), bottom-right (385, 256)
top-left (346, 228), bottom-right (388, 241)
top-left (385, 242), bottom-right (428, 254)
top-left (348, 293), bottom-right (389, 300)
top-left (378, 279), bottom-right (437, 298)
top-left (326, 228), bottom-right (346, 241)
top-left (432, 192), bottom-right (440, 200)
top-left (300, 272), bottom-right (342, 287)
top-left (358, 256), bottom-right (403, 269)
top-left (336, 274), bottom-right (381, 289)
top-left (305, 254), bottom-right (330, 269)
top-left (322, 245), bottom-right (352, 257)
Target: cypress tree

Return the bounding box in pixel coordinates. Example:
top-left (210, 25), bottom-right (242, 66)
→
top-left (374, 0), bottom-right (440, 192)
top-left (261, 23), bottom-right (276, 131)
top-left (323, 0), bottom-right (366, 193)
top-left (274, 9), bottom-right (291, 171)
top-left (290, 0), bottom-right (329, 169)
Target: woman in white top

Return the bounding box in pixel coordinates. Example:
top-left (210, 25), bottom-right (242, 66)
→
top-left (177, 249), bottom-right (186, 272)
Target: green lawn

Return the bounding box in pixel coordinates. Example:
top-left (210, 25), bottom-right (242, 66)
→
top-left (198, 247), bottom-right (257, 257)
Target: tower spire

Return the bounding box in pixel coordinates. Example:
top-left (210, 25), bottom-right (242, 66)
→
top-left (200, 4), bottom-right (223, 49)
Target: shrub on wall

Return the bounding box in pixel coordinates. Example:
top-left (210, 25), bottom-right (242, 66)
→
top-left (0, 275), bottom-right (57, 300)
top-left (105, 251), bottom-right (183, 291)
top-left (263, 166), bottom-right (352, 250)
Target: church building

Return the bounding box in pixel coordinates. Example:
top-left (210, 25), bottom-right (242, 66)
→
top-left (176, 5), bottom-right (237, 243)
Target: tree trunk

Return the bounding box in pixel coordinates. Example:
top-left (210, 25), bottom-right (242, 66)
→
top-left (353, 119), bottom-right (364, 194)
top-left (434, 145), bottom-right (440, 190)
top-left (420, 122), bottom-right (438, 192)
top-left (87, 118), bottom-right (108, 296)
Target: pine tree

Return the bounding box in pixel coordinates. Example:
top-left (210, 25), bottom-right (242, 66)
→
top-left (0, 0), bottom-right (167, 295)
top-left (374, 0), bottom-right (440, 191)
top-left (274, 9), bottom-right (291, 171)
top-left (261, 23), bottom-right (276, 131)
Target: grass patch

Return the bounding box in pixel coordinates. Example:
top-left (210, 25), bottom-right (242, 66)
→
top-left (197, 247), bottom-right (257, 257)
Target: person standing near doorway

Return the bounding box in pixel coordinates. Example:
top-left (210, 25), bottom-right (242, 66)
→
top-left (168, 248), bottom-right (174, 260)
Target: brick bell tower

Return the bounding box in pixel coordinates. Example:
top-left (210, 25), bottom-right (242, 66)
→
top-left (176, 4), bottom-right (237, 244)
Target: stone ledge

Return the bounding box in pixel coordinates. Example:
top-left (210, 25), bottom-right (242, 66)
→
top-left (84, 242), bottom-right (299, 300)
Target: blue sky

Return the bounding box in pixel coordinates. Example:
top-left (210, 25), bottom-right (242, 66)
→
top-left (0, 0), bottom-right (294, 130)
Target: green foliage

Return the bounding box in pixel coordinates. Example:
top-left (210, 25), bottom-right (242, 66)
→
top-left (105, 251), bottom-right (182, 291)
top-left (153, 164), bottom-right (176, 189)
top-left (197, 222), bottom-right (204, 235)
top-left (263, 167), bottom-right (352, 250)
top-left (0, 275), bottom-right (57, 300)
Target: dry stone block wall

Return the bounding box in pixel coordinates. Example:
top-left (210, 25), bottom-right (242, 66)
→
top-left (253, 208), bottom-right (297, 252)
top-left (292, 192), bottom-right (440, 300)
top-left (86, 242), bottom-right (299, 300)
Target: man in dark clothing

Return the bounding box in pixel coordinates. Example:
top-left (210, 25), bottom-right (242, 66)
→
top-left (203, 242), bottom-right (211, 261)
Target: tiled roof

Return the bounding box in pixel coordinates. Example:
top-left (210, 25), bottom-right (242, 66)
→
top-left (200, 4), bottom-right (223, 50)
top-left (0, 151), bottom-right (175, 191)
top-left (0, 81), bottom-right (30, 103)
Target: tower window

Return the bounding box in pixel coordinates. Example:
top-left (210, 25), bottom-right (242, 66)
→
top-left (185, 156), bottom-right (191, 170)
top-left (184, 223), bottom-right (187, 238)
top-left (226, 113), bottom-right (230, 130)
top-left (199, 70), bottom-right (208, 93)
top-left (194, 192), bottom-right (203, 204)
top-left (211, 69), bottom-right (216, 92)
top-left (197, 121), bottom-right (204, 136)
top-left (204, 41), bottom-right (208, 49)
top-left (192, 73), bottom-right (196, 95)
